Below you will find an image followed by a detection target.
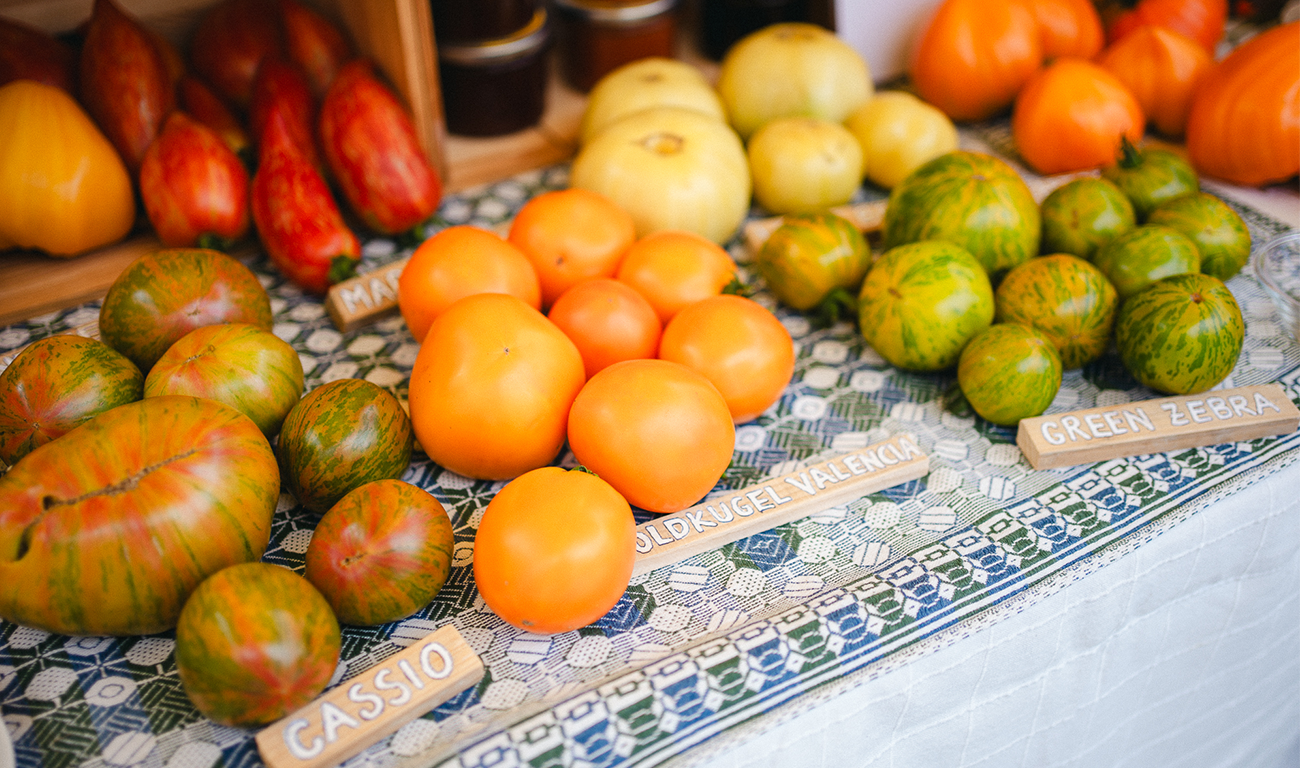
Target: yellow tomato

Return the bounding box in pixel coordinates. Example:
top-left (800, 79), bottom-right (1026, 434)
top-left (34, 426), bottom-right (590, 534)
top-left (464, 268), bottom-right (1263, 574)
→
top-left (844, 91), bottom-right (959, 189)
top-left (580, 57), bottom-right (727, 145)
top-left (0, 80), bottom-right (134, 256)
top-left (747, 116), bottom-right (864, 215)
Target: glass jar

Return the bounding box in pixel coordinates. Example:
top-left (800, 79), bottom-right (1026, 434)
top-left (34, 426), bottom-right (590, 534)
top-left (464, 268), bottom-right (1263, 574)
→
top-left (552, 0), bottom-right (679, 93)
top-left (437, 8), bottom-right (552, 137)
top-left (699, 0), bottom-right (812, 60)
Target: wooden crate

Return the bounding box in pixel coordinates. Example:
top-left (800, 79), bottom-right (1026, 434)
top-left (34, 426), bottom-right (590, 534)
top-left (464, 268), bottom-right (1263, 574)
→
top-left (0, 0), bottom-right (593, 325)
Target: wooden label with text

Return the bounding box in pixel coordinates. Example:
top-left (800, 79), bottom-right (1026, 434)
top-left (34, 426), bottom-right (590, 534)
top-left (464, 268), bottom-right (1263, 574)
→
top-left (631, 433), bottom-right (929, 577)
top-left (256, 625), bottom-right (483, 768)
top-left (1016, 383), bottom-right (1299, 470)
top-left (325, 258), bottom-right (410, 333)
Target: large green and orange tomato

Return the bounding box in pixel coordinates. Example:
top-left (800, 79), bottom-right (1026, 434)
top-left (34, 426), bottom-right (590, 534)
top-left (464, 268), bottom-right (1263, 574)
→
top-left (1093, 224), bottom-right (1201, 299)
top-left (145, 323), bottom-right (304, 436)
top-left (1038, 177), bottom-right (1135, 261)
top-left (883, 150), bottom-right (1040, 276)
top-left (98, 248), bottom-right (273, 372)
top-left (305, 479), bottom-right (454, 626)
top-left (957, 324), bottom-right (1063, 426)
top-left (0, 334), bottom-right (142, 465)
top-left (0, 396), bottom-right (278, 635)
top-left (474, 466), bottom-right (636, 635)
top-left (857, 240), bottom-right (994, 371)
top-left (175, 562), bottom-right (340, 726)
top-left (995, 254), bottom-right (1119, 369)
top-left (1147, 192), bottom-right (1250, 281)
top-left (754, 211), bottom-right (871, 313)
top-left (1116, 273), bottom-right (1244, 395)
top-left (277, 378), bottom-right (414, 513)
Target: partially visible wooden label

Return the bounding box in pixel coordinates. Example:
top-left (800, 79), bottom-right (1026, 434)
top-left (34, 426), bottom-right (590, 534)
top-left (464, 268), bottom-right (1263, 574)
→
top-left (256, 625), bottom-right (483, 768)
top-left (631, 433), bottom-right (929, 577)
top-left (325, 258), bottom-right (409, 333)
top-left (1016, 383), bottom-right (1300, 470)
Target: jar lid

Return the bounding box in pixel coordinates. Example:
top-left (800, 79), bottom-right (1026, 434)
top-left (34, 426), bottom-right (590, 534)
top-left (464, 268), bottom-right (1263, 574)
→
top-left (552, 0), bottom-right (678, 24)
top-left (439, 7), bottom-right (551, 65)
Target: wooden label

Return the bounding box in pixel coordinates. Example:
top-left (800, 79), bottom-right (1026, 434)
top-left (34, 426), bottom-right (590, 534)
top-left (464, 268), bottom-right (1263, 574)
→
top-left (256, 625), bottom-right (483, 768)
top-left (631, 433), bottom-right (929, 577)
top-left (324, 258), bottom-right (409, 333)
top-left (1016, 383), bottom-right (1300, 470)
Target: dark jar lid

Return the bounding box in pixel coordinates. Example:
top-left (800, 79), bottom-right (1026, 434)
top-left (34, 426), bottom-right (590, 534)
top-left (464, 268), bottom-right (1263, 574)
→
top-left (430, 0), bottom-right (537, 45)
top-left (438, 7), bottom-right (552, 66)
top-left (552, 0), bottom-right (678, 25)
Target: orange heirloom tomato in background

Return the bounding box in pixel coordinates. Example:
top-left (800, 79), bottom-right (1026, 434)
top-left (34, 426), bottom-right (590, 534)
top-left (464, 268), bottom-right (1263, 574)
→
top-left (910, 0), bottom-right (1042, 122)
top-left (397, 225), bottom-right (542, 342)
top-left (1184, 21), bottom-right (1300, 187)
top-left (616, 230), bottom-right (738, 324)
top-left (473, 466), bottom-right (636, 635)
top-left (658, 295), bottom-right (796, 424)
top-left (408, 293), bottom-right (585, 480)
top-left (1012, 57), bottom-right (1144, 175)
top-left (568, 359), bottom-right (735, 514)
top-left (1097, 24), bottom-right (1212, 139)
top-left (1027, 0), bottom-right (1105, 59)
top-left (1105, 0), bottom-right (1227, 54)
top-left (507, 188), bottom-right (638, 308)
top-left (547, 278), bottom-right (662, 379)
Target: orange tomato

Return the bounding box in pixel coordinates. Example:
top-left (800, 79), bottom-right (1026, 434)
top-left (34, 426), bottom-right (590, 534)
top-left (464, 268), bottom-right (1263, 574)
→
top-left (507, 188), bottom-right (637, 308)
top-left (1027, 0), bottom-right (1105, 59)
top-left (473, 466), bottom-right (635, 634)
top-left (1106, 0), bottom-right (1227, 54)
top-left (568, 359), bottom-right (735, 514)
top-left (547, 278), bottom-right (662, 379)
top-left (1097, 24), bottom-right (1212, 139)
top-left (658, 295), bottom-right (795, 424)
top-left (408, 293), bottom-right (585, 480)
top-left (615, 230), bottom-right (737, 324)
top-left (910, 0), bottom-right (1043, 122)
top-left (397, 225), bottom-right (541, 342)
top-left (1012, 57), bottom-right (1144, 175)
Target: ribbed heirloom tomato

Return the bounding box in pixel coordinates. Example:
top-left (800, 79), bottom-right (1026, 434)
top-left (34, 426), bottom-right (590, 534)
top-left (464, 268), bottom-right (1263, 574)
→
top-left (409, 293), bottom-right (585, 480)
top-left (474, 467), bottom-right (636, 634)
top-left (568, 359), bottom-right (735, 514)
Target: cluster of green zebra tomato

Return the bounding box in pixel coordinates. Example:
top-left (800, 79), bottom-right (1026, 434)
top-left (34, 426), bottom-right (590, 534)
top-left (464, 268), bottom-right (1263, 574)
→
top-left (755, 143), bottom-right (1251, 427)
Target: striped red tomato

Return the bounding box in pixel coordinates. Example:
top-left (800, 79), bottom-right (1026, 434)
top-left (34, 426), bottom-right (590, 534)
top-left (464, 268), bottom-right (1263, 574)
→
top-left (0, 395), bottom-right (279, 635)
top-left (0, 334), bottom-right (142, 465)
top-left (175, 562), bottom-right (340, 726)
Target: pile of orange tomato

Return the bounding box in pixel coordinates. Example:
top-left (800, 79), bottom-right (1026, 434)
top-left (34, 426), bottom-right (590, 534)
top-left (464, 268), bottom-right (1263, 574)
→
top-left (394, 188), bottom-right (797, 634)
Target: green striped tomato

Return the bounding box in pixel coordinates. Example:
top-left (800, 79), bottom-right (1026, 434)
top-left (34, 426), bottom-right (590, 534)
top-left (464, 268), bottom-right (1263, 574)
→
top-left (1147, 192), bottom-right (1251, 281)
top-left (857, 240), bottom-right (994, 371)
top-left (1093, 224), bottom-right (1201, 300)
top-left (957, 324), bottom-right (1062, 426)
top-left (0, 334), bottom-right (142, 465)
top-left (1116, 273), bottom-right (1244, 395)
top-left (1039, 177), bottom-right (1135, 261)
top-left (0, 395), bottom-right (278, 635)
top-left (175, 562), bottom-right (340, 726)
top-left (1101, 141), bottom-right (1199, 222)
top-left (99, 248), bottom-right (273, 372)
top-left (145, 323), bottom-right (304, 437)
top-left (754, 211), bottom-right (871, 312)
top-left (305, 479), bottom-right (454, 626)
top-left (277, 378), bottom-right (414, 513)
top-left (995, 254), bottom-right (1119, 369)
top-left (883, 151), bottom-right (1040, 276)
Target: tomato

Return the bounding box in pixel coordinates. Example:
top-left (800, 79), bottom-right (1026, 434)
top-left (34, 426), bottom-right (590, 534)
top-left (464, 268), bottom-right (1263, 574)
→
top-left (1106, 0), bottom-right (1227, 54)
top-left (616, 230), bottom-right (738, 324)
top-left (409, 293), bottom-right (585, 480)
top-left (568, 359), bottom-right (735, 514)
top-left (398, 225), bottom-right (542, 343)
top-left (746, 117), bottom-right (864, 215)
top-left (1012, 58), bottom-right (1145, 175)
top-left (1096, 24), bottom-right (1213, 139)
top-left (1028, 0), bottom-right (1105, 59)
top-left (843, 91), bottom-right (958, 190)
top-left (473, 466), bottom-right (635, 634)
top-left (658, 295), bottom-right (795, 424)
top-left (507, 188), bottom-right (637, 308)
top-left (547, 278), bottom-right (662, 379)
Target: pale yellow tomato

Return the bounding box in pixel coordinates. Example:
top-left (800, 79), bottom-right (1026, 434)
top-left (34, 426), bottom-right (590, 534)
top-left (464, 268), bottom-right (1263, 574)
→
top-left (747, 116), bottom-right (864, 215)
top-left (580, 57), bottom-right (727, 145)
top-left (844, 91), bottom-right (959, 189)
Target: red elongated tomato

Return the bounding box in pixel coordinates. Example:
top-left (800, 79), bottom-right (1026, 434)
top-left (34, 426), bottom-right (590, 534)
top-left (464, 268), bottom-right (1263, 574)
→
top-left (474, 467), bottom-right (635, 634)
top-left (139, 111), bottom-right (251, 248)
